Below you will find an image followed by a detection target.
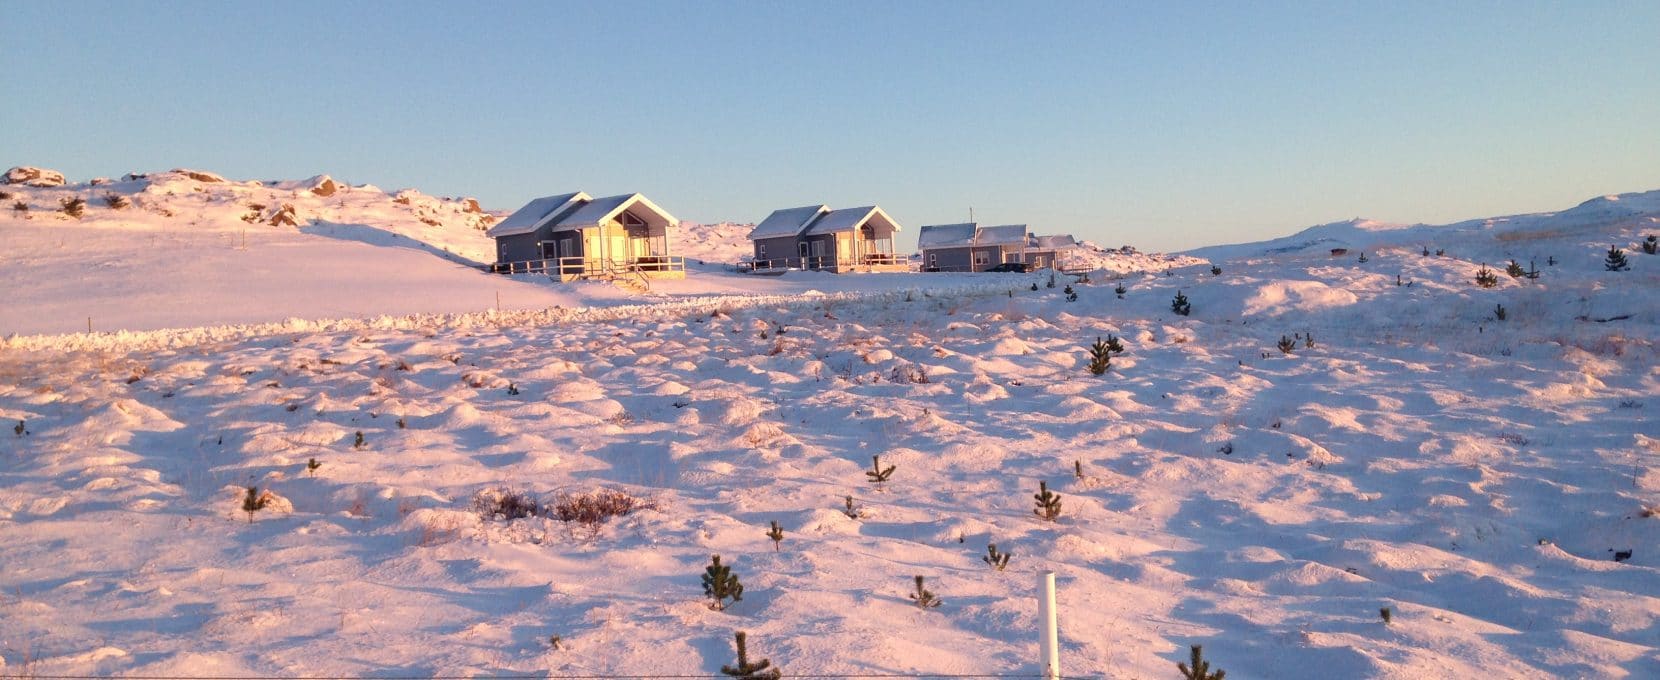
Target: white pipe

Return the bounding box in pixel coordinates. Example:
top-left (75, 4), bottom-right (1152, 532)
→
top-left (1038, 570), bottom-right (1059, 680)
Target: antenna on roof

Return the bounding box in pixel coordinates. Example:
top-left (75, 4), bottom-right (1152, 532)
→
top-left (969, 206), bottom-right (974, 223)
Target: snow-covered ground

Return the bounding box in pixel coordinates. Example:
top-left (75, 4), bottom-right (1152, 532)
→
top-left (2, 174), bottom-right (1659, 678)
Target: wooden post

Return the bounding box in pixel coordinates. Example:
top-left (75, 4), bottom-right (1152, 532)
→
top-left (1038, 570), bottom-right (1059, 680)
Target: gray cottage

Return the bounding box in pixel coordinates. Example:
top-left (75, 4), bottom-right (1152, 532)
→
top-left (1025, 234), bottom-right (1080, 270)
top-left (917, 223), bottom-right (1030, 271)
top-left (746, 204), bottom-right (906, 273)
top-left (487, 192), bottom-right (685, 281)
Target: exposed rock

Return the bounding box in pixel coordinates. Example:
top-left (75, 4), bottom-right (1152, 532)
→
top-left (266, 203), bottom-right (299, 227)
top-left (122, 172), bottom-right (149, 182)
top-left (307, 175), bottom-right (340, 197)
top-left (5, 166), bottom-right (66, 187)
top-left (461, 198), bottom-right (482, 213)
top-left (171, 168), bottom-right (225, 183)
top-left (89, 177), bottom-right (111, 186)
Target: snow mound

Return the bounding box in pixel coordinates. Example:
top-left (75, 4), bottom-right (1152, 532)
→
top-left (1241, 280), bottom-right (1359, 316)
top-left (5, 165), bottom-right (65, 186)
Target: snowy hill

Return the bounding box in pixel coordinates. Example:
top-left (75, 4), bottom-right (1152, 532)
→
top-left (1187, 188), bottom-right (1660, 265)
top-left (2, 178), bottom-right (1658, 678)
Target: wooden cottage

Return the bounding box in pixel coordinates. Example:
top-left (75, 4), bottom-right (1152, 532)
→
top-left (746, 204), bottom-right (906, 273)
top-left (1025, 234), bottom-right (1080, 270)
top-left (917, 223), bottom-right (1029, 271)
top-left (487, 192), bottom-right (685, 281)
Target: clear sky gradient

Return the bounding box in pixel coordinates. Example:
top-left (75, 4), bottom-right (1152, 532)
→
top-left (4, 1), bottom-right (1657, 251)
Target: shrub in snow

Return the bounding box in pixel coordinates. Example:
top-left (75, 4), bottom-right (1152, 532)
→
top-left (506, 382), bottom-right (519, 395)
top-left (888, 364), bottom-right (928, 383)
top-left (1357, 252), bottom-right (1369, 263)
top-left (1104, 334), bottom-right (1126, 354)
top-left (865, 455), bottom-right (895, 488)
top-left (1422, 246), bottom-right (1430, 256)
top-left (1171, 290), bottom-right (1191, 316)
top-left (1304, 333), bottom-right (1315, 349)
top-left (103, 193), bottom-right (130, 210)
top-left (1605, 245), bottom-right (1630, 271)
top-left (1030, 282), bottom-right (1039, 291)
top-left (59, 196), bottom-right (85, 219)
top-left (1115, 282), bottom-right (1127, 298)
top-left (765, 520), bottom-right (784, 551)
top-left (720, 631), bottom-right (781, 680)
top-left (353, 431), bottom-right (365, 449)
top-left (1063, 284), bottom-right (1077, 302)
top-left (701, 554), bottom-right (744, 611)
top-left (1506, 260), bottom-right (1525, 277)
top-left (396, 417), bottom-right (406, 429)
top-left (0, 190), bottom-right (9, 200)
top-left (1644, 235), bottom-right (1658, 255)
top-left (842, 495), bottom-right (863, 519)
top-left (1087, 337), bottom-right (1112, 376)
top-left (13, 419), bottom-right (24, 437)
top-left (1277, 335), bottom-right (1296, 354)
top-left (1033, 480), bottom-right (1062, 521)
top-left (242, 485), bottom-right (270, 523)
top-left (1210, 265), bottom-right (1222, 276)
top-left (908, 575), bottom-right (941, 609)
top-left (1474, 265), bottom-right (1499, 288)
top-left (473, 487), bottom-right (539, 520)
top-left (1494, 304), bottom-right (1507, 321)
top-left (1380, 606), bottom-right (1393, 624)
top-left (550, 488), bottom-right (655, 527)
top-left (983, 543), bottom-right (1011, 571)
top-left (1436, 248), bottom-right (1446, 257)
top-left (305, 458), bottom-right (321, 477)
top-left (1178, 644), bottom-right (1226, 680)
top-left (1074, 460), bottom-right (1084, 479)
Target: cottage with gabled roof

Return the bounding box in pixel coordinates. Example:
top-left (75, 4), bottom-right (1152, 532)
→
top-left (746, 204), bottom-right (906, 273)
top-left (488, 191), bottom-right (684, 281)
top-left (917, 223), bottom-right (1029, 271)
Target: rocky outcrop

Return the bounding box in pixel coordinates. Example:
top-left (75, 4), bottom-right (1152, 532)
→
top-left (171, 168), bottom-right (226, 183)
top-left (5, 166), bottom-right (66, 187)
top-left (461, 198), bottom-right (482, 213)
top-left (307, 175), bottom-right (340, 197)
top-left (265, 203), bottom-right (299, 227)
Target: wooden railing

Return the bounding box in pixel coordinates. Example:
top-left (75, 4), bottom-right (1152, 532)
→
top-left (491, 256), bottom-right (685, 278)
top-left (738, 254), bottom-right (908, 273)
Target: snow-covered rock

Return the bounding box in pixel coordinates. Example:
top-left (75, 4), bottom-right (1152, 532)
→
top-left (5, 165), bottom-right (65, 186)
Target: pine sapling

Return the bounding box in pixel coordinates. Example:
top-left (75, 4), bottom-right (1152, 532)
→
top-left (1505, 260), bottom-right (1525, 278)
top-left (1421, 246), bottom-right (1430, 256)
top-left (305, 458), bottom-right (321, 477)
top-left (1474, 265), bottom-right (1499, 288)
top-left (1210, 265), bottom-right (1221, 276)
top-left (1605, 245), bottom-right (1630, 271)
top-left (720, 631), bottom-right (781, 680)
top-left (11, 200), bottom-right (27, 213)
top-left (1063, 284), bottom-right (1077, 302)
top-left (1357, 252), bottom-right (1368, 264)
top-left (104, 193), bottom-right (130, 210)
top-left (1645, 235), bottom-right (1658, 255)
top-left (1074, 460), bottom-right (1084, 479)
top-left (1277, 335), bottom-right (1296, 354)
top-left (1494, 304), bottom-right (1507, 321)
top-left (1525, 259), bottom-right (1541, 279)
top-left (242, 485), bottom-right (269, 524)
top-left (1177, 644), bottom-right (1226, 680)
top-left (353, 431), bottom-right (365, 449)
top-left (842, 495), bottom-right (863, 519)
top-left (983, 543), bottom-right (1011, 571)
top-left (507, 382), bottom-right (520, 395)
top-left (13, 419), bottom-right (24, 437)
top-left (1087, 337), bottom-right (1112, 376)
top-left (1380, 606), bottom-right (1393, 624)
top-left (701, 554), bottom-right (744, 611)
top-left (1104, 334), bottom-right (1125, 354)
top-left (396, 417), bottom-right (407, 429)
top-left (1033, 481), bottom-right (1062, 522)
top-left (1436, 248), bottom-right (1446, 257)
top-left (1114, 282), bottom-right (1127, 298)
top-left (1171, 290), bottom-right (1191, 316)
top-left (1030, 281), bottom-right (1039, 291)
top-left (765, 520), bottom-right (784, 551)
top-left (59, 196), bottom-right (86, 219)
top-left (865, 455), bottom-right (895, 488)
top-left (909, 575), bottom-right (942, 609)
top-left (1303, 333), bottom-right (1315, 349)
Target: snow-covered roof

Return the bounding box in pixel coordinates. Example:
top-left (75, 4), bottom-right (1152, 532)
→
top-left (487, 192), bottom-right (588, 237)
top-left (1029, 234), bottom-right (1078, 250)
top-left (554, 193), bottom-right (678, 231)
top-left (749, 205), bottom-right (829, 239)
top-left (803, 205), bottom-right (902, 236)
top-left (976, 224), bottom-right (1028, 247)
top-left (917, 223), bottom-right (978, 248)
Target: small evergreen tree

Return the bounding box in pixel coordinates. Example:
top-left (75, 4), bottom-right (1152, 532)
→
top-left (1087, 337), bottom-right (1112, 376)
top-left (1605, 245), bottom-right (1630, 271)
top-left (1494, 304), bottom-right (1507, 321)
top-left (1303, 333), bottom-right (1315, 349)
top-left (1046, 273), bottom-right (1057, 288)
top-left (59, 196), bottom-right (86, 219)
top-left (396, 417), bottom-right (407, 429)
top-left (1104, 334), bottom-right (1125, 354)
top-left (1525, 259), bottom-right (1541, 279)
top-left (1210, 265), bottom-right (1221, 276)
top-left (1277, 335), bottom-right (1296, 354)
top-left (1171, 290), bottom-right (1191, 316)
top-left (1030, 281), bottom-right (1039, 291)
top-left (1547, 255), bottom-right (1556, 266)
top-left (13, 419), bottom-right (24, 436)
top-left (1421, 246), bottom-right (1430, 256)
top-left (104, 193), bottom-right (130, 210)
top-left (353, 431), bottom-right (365, 449)
top-left (1505, 260), bottom-right (1525, 278)
top-left (720, 631), bottom-right (781, 680)
top-left (1063, 284), bottom-right (1077, 302)
top-left (507, 382), bottom-right (520, 395)
top-left (983, 543), bottom-right (1011, 571)
top-left (865, 455), bottom-right (895, 488)
top-left (242, 486), bottom-right (268, 524)
top-left (1644, 235), bottom-right (1658, 255)
top-left (909, 575), bottom-right (941, 609)
top-left (11, 200), bottom-right (27, 213)
top-left (1474, 265), bottom-right (1499, 288)
top-left (1380, 606), bottom-right (1393, 624)
top-left (1357, 252), bottom-right (1368, 263)
top-left (305, 458), bottom-right (321, 477)
top-left (1033, 481), bottom-right (1062, 521)
top-left (1074, 460), bottom-right (1084, 479)
top-left (701, 554), bottom-right (744, 611)
top-left (765, 520), bottom-right (784, 551)
top-left (1177, 644), bottom-right (1226, 680)
top-left (1114, 282), bottom-right (1127, 298)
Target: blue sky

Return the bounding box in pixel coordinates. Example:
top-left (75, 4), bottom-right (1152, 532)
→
top-left (4, 1), bottom-right (1656, 251)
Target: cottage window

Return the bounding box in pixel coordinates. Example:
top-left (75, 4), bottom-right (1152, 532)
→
top-left (973, 251), bottom-right (990, 266)
top-left (928, 253), bottom-right (937, 268)
top-left (758, 244), bottom-right (767, 260)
